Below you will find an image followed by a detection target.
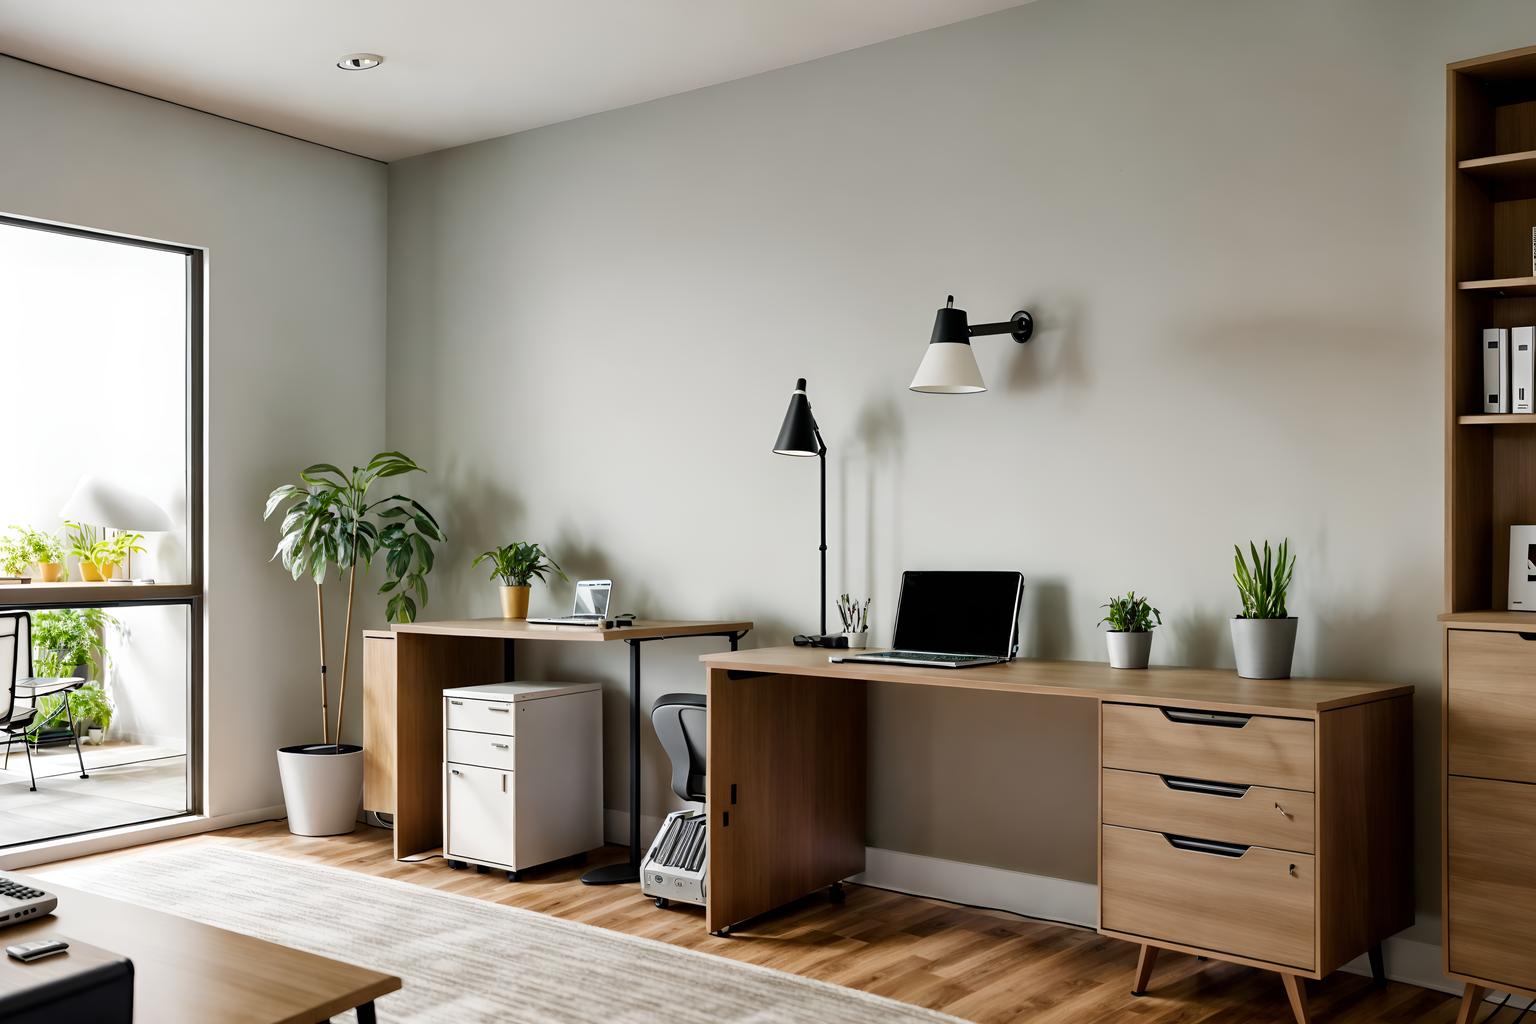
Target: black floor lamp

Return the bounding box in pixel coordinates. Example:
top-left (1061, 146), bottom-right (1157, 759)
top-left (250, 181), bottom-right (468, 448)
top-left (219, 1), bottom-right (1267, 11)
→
top-left (772, 378), bottom-right (830, 640)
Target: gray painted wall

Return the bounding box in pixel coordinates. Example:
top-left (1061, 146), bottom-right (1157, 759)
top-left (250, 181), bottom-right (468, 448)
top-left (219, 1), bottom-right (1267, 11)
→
top-left (0, 56), bottom-right (388, 817)
top-left (386, 0), bottom-right (1536, 946)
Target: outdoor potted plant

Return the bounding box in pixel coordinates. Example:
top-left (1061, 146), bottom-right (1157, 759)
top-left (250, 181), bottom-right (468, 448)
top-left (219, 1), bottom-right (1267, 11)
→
top-left (69, 684), bottom-right (114, 745)
top-left (28, 609), bottom-right (120, 747)
top-left (0, 531), bottom-right (32, 581)
top-left (1231, 538), bottom-right (1298, 680)
top-left (264, 451), bottom-right (445, 836)
top-left (91, 530), bottom-right (145, 582)
top-left (1099, 590), bottom-right (1162, 669)
top-left (473, 541), bottom-right (566, 619)
top-left (837, 593), bottom-right (870, 649)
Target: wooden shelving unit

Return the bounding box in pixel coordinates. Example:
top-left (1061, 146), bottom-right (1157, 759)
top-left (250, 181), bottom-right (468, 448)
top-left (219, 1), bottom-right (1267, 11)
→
top-left (1443, 43), bottom-right (1536, 1018)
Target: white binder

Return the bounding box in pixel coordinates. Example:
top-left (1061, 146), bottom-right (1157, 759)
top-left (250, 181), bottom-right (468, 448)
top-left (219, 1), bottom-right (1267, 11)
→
top-left (1485, 328), bottom-right (1510, 414)
top-left (1514, 327), bottom-right (1535, 414)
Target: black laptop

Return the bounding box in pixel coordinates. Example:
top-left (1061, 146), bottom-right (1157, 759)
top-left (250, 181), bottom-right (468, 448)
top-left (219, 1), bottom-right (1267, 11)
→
top-left (829, 570), bottom-right (1024, 669)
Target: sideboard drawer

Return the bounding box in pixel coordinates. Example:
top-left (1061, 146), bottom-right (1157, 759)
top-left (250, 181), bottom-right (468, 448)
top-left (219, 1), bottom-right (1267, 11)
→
top-left (1101, 768), bottom-right (1314, 854)
top-left (1101, 824), bottom-right (1315, 970)
top-left (446, 730), bottom-right (515, 771)
top-left (1449, 629), bottom-right (1536, 784)
top-left (1448, 775), bottom-right (1536, 990)
top-left (1101, 704), bottom-right (1315, 791)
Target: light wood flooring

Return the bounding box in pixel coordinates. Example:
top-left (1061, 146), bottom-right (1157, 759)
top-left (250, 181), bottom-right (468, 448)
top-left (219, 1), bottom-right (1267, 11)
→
top-left (56, 822), bottom-right (1464, 1023)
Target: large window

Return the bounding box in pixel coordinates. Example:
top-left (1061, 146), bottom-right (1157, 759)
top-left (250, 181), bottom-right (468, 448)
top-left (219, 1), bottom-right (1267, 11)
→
top-left (0, 215), bottom-right (202, 848)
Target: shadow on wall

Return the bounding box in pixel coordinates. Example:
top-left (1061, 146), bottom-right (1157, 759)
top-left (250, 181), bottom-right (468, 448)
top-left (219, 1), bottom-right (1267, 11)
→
top-left (1165, 604), bottom-right (1231, 669)
top-left (839, 395), bottom-right (905, 630)
top-left (1001, 290), bottom-right (1089, 395)
top-left (422, 456), bottom-right (526, 615)
top-left (1025, 578), bottom-right (1072, 659)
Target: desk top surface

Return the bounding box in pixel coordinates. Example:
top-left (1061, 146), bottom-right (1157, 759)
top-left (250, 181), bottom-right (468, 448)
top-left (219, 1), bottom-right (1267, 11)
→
top-left (3, 876), bottom-right (399, 1024)
top-left (393, 617), bottom-right (753, 642)
top-left (700, 646), bottom-right (1412, 716)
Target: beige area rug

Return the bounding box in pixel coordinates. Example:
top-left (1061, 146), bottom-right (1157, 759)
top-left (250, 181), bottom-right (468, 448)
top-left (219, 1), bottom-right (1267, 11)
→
top-left (38, 845), bottom-right (967, 1023)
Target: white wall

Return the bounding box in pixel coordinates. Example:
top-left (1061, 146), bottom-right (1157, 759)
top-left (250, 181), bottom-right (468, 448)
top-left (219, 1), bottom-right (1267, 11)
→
top-left (387, 0), bottom-right (1536, 950)
top-left (0, 56), bottom-right (389, 816)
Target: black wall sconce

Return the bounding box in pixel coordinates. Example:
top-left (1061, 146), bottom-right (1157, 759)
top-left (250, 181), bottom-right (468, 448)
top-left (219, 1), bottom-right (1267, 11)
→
top-left (908, 295), bottom-right (1034, 394)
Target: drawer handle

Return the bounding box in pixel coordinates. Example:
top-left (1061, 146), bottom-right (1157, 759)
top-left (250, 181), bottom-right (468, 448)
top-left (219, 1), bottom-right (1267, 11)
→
top-left (1160, 708), bottom-right (1252, 729)
top-left (449, 700), bottom-right (464, 706)
top-left (1161, 776), bottom-right (1250, 799)
top-left (1521, 632), bottom-right (1536, 642)
top-left (450, 769), bottom-right (462, 776)
top-left (1275, 801), bottom-right (1292, 819)
top-left (491, 742), bottom-right (510, 750)
top-left (1163, 834), bottom-right (1250, 858)
top-left (488, 706), bottom-right (512, 713)
top-left (502, 773), bottom-right (508, 793)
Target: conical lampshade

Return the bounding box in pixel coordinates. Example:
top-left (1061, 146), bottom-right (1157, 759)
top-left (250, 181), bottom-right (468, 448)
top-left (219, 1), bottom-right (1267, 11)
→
top-left (773, 378), bottom-right (822, 456)
top-left (910, 342), bottom-right (986, 393)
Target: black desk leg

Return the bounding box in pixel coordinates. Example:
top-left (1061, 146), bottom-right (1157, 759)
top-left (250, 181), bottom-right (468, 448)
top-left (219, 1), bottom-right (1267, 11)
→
top-left (356, 1001), bottom-right (377, 1024)
top-left (582, 639), bottom-right (644, 885)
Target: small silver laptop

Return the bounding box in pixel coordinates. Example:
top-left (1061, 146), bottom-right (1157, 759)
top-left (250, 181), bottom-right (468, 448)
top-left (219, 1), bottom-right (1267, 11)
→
top-left (527, 579), bottom-right (613, 627)
top-left (830, 570), bottom-right (1023, 669)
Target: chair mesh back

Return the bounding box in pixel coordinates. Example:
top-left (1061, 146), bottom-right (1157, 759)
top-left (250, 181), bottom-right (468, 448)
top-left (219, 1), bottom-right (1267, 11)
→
top-left (0, 613), bottom-right (25, 724)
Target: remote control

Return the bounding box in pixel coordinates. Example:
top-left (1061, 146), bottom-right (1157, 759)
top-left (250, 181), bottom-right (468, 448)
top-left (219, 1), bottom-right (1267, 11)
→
top-left (7, 938), bottom-right (69, 963)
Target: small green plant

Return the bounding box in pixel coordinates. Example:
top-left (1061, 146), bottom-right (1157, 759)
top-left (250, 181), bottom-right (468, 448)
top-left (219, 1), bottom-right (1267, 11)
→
top-left (63, 522), bottom-right (145, 571)
top-left (0, 526), bottom-right (64, 575)
top-left (837, 594), bottom-right (870, 633)
top-left (69, 684), bottom-right (115, 737)
top-left (65, 521), bottom-right (98, 562)
top-left (473, 542), bottom-right (567, 587)
top-left (1099, 591), bottom-right (1162, 633)
top-left (1233, 539), bottom-right (1296, 619)
top-left (31, 608), bottom-right (121, 679)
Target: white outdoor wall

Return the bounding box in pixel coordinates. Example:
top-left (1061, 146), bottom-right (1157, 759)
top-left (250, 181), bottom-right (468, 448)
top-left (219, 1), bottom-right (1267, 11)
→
top-left (0, 56), bottom-right (388, 817)
top-left (387, 0), bottom-right (1536, 950)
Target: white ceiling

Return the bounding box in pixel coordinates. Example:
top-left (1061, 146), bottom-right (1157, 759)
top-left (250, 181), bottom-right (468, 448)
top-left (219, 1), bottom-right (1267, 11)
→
top-left (0, 1), bottom-right (1029, 162)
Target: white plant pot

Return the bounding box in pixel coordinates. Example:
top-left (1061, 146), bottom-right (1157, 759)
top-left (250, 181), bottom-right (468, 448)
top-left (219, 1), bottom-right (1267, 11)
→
top-left (1105, 631), bottom-right (1153, 670)
top-left (277, 743), bottom-right (363, 836)
top-left (842, 631), bottom-right (868, 649)
top-left (1230, 617), bottom-right (1299, 680)
top-left (87, 728), bottom-right (104, 745)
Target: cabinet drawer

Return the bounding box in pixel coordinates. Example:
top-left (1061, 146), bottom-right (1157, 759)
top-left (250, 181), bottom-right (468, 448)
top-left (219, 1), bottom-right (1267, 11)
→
top-left (1102, 704), bottom-right (1314, 791)
top-left (1101, 769), bottom-right (1314, 854)
top-left (445, 696), bottom-right (515, 736)
top-left (447, 730), bottom-right (515, 771)
top-left (445, 763), bottom-right (515, 868)
top-left (1448, 775), bottom-right (1536, 990)
top-left (1449, 630), bottom-right (1536, 784)
top-left (1101, 824), bottom-right (1315, 970)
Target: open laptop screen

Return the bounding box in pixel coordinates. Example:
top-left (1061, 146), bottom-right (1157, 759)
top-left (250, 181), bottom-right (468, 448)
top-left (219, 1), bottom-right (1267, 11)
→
top-left (573, 581), bottom-right (612, 617)
top-left (891, 571), bottom-right (1023, 658)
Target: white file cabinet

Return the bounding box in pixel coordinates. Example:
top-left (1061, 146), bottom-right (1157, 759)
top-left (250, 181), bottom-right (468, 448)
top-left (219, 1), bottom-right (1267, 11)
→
top-left (442, 681), bottom-right (602, 881)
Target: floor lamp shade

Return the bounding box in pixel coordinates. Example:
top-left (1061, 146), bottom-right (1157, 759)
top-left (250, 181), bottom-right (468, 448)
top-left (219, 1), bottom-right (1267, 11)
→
top-left (773, 378), bottom-right (823, 456)
top-left (59, 476), bottom-right (174, 532)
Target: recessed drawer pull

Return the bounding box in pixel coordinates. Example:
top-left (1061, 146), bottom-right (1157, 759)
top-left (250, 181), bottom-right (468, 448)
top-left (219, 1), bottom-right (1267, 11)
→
top-left (1520, 632), bottom-right (1536, 642)
top-left (1163, 833), bottom-right (1251, 858)
top-left (488, 706), bottom-right (511, 713)
top-left (1160, 708), bottom-right (1252, 729)
top-left (449, 700), bottom-right (464, 706)
top-left (1160, 775), bottom-right (1250, 798)
top-left (491, 742), bottom-right (509, 750)
top-left (1275, 802), bottom-right (1292, 819)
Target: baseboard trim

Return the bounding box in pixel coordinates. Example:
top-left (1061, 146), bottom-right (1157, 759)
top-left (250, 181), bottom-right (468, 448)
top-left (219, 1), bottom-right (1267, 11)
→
top-left (0, 804), bottom-right (286, 870)
top-left (853, 847), bottom-right (1461, 996)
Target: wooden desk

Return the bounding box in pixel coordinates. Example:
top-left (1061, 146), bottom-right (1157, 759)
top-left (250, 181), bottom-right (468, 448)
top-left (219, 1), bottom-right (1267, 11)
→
top-left (1, 875), bottom-right (399, 1023)
top-left (700, 647), bottom-right (1413, 1024)
top-left (369, 617), bottom-right (751, 884)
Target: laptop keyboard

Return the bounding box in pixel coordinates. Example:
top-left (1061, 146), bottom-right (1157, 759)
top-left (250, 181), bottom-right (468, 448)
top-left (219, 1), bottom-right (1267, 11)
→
top-left (864, 651), bottom-right (991, 663)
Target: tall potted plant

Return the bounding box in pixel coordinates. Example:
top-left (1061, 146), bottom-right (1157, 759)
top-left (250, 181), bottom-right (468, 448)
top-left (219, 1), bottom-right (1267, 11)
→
top-left (1099, 590), bottom-right (1162, 669)
top-left (264, 451), bottom-right (444, 836)
top-left (472, 541), bottom-right (565, 618)
top-left (1231, 538), bottom-right (1298, 680)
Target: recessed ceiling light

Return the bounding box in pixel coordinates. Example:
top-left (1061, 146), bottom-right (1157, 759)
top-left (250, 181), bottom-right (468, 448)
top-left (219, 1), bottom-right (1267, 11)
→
top-left (337, 53), bottom-right (384, 71)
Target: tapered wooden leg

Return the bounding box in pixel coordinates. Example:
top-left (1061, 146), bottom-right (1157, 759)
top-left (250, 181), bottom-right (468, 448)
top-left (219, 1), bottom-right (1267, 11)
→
top-left (1281, 973), bottom-right (1311, 1024)
top-left (1131, 944), bottom-right (1158, 996)
top-left (1455, 984), bottom-right (1488, 1024)
top-left (1367, 942), bottom-right (1385, 985)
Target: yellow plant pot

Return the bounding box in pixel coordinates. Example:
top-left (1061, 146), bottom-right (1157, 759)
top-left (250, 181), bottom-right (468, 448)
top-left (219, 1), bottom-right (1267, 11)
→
top-left (78, 561), bottom-right (103, 582)
top-left (35, 563), bottom-right (63, 583)
top-left (499, 586), bottom-right (530, 619)
top-left (96, 562), bottom-right (118, 581)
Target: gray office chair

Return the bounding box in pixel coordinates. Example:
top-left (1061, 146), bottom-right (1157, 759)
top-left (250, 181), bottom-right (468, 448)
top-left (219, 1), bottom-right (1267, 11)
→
top-left (1, 612), bottom-right (41, 792)
top-left (651, 693), bottom-right (706, 802)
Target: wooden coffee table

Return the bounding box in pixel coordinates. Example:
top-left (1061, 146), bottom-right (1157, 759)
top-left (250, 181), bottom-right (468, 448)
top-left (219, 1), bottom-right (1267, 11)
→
top-left (1, 874), bottom-right (400, 1023)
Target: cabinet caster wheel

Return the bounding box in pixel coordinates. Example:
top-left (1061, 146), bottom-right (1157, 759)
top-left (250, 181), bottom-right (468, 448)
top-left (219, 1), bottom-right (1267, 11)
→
top-left (475, 864), bottom-right (489, 874)
top-left (828, 882), bottom-right (846, 904)
top-left (506, 870), bottom-right (520, 882)
top-left (446, 859), bottom-right (466, 870)
top-left (654, 897), bottom-right (669, 908)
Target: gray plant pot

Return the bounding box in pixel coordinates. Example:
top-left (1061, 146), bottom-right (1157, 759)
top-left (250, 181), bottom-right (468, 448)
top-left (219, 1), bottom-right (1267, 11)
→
top-left (1230, 617), bottom-right (1298, 680)
top-left (1105, 630), bottom-right (1153, 670)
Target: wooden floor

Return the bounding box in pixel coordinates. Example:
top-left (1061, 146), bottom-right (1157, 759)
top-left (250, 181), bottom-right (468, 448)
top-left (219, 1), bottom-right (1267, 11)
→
top-left (58, 822), bottom-right (1462, 1023)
